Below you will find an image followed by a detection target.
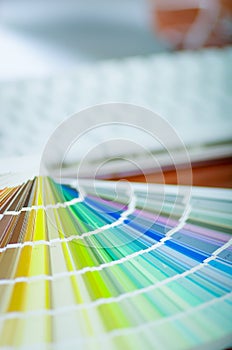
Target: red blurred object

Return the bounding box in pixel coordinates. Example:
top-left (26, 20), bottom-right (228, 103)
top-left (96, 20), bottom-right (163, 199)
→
top-left (152, 0), bottom-right (232, 49)
top-left (110, 156), bottom-right (232, 188)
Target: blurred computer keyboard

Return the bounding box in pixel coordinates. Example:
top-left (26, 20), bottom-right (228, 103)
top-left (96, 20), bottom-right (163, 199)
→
top-left (0, 47), bottom-right (231, 176)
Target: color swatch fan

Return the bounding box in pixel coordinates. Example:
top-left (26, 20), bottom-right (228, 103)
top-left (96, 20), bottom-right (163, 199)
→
top-left (0, 175), bottom-right (232, 350)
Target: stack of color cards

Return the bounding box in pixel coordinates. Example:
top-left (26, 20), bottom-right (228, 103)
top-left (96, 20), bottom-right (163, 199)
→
top-left (0, 175), bottom-right (231, 350)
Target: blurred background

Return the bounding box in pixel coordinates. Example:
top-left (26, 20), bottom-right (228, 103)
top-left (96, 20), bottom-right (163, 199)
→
top-left (0, 0), bottom-right (232, 186)
top-left (0, 0), bottom-right (166, 80)
top-left (1, 0), bottom-right (232, 79)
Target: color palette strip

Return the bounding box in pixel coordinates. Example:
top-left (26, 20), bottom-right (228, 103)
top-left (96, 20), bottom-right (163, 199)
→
top-left (0, 176), bottom-right (231, 350)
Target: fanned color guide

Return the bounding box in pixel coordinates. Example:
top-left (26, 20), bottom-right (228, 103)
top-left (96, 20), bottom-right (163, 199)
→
top-left (0, 176), bottom-right (232, 350)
